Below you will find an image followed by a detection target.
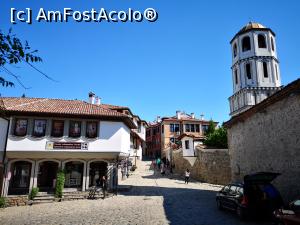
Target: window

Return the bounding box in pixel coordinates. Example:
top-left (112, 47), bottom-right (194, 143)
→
top-left (14, 118), bottom-right (28, 136)
top-left (275, 64), bottom-right (278, 80)
top-left (185, 124), bottom-right (190, 132)
top-left (229, 185), bottom-right (237, 195)
top-left (51, 120), bottom-right (64, 137)
top-left (190, 124), bottom-right (195, 132)
top-left (161, 125), bottom-right (164, 134)
top-left (246, 63), bottom-right (251, 79)
top-left (258, 34), bottom-right (267, 48)
top-left (202, 125), bottom-right (208, 133)
top-left (235, 69), bottom-right (238, 84)
top-left (69, 121), bottom-right (81, 138)
top-left (185, 140), bottom-right (189, 149)
top-left (170, 123), bottom-right (179, 132)
top-left (263, 62), bottom-right (268, 78)
top-left (242, 36), bottom-right (251, 52)
top-left (32, 119), bottom-right (47, 137)
top-left (138, 123), bottom-right (141, 133)
top-left (222, 185), bottom-right (230, 193)
top-left (195, 124), bottom-right (200, 132)
top-left (86, 121), bottom-right (98, 138)
top-left (271, 37), bottom-right (275, 51)
top-left (233, 43), bottom-right (237, 57)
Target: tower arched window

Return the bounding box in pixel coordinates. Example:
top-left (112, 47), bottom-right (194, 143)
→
top-left (263, 62), bottom-right (268, 78)
top-left (234, 69), bottom-right (238, 84)
top-left (258, 34), bottom-right (267, 48)
top-left (245, 63), bottom-right (252, 79)
top-left (233, 43), bottom-right (237, 57)
top-left (242, 36), bottom-right (251, 52)
top-left (271, 37), bottom-right (275, 51)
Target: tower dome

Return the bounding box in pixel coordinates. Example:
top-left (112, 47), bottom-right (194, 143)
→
top-left (229, 22), bottom-right (282, 117)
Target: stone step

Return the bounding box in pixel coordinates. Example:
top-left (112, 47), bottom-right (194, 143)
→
top-left (34, 196), bottom-right (55, 201)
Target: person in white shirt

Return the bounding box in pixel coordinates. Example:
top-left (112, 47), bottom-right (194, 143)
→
top-left (185, 169), bottom-right (190, 184)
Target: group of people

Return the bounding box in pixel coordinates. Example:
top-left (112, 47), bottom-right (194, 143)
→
top-left (151, 158), bottom-right (191, 184)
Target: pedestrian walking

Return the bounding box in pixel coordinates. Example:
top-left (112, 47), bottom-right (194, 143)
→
top-left (102, 176), bottom-right (107, 199)
top-left (185, 169), bottom-right (190, 184)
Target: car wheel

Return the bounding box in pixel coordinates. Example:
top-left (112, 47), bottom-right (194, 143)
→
top-left (236, 206), bottom-right (245, 220)
top-left (216, 199), bottom-right (223, 210)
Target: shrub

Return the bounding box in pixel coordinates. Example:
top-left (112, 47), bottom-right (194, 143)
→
top-left (204, 126), bottom-right (228, 148)
top-left (55, 169), bottom-right (65, 198)
top-left (0, 197), bottom-right (6, 208)
top-left (29, 187), bottom-right (39, 200)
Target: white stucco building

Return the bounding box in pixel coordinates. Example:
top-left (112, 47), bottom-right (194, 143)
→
top-left (229, 22), bottom-right (282, 116)
top-left (0, 95), bottom-right (145, 196)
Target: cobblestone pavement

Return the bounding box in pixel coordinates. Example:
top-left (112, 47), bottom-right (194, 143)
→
top-left (0, 160), bottom-right (271, 225)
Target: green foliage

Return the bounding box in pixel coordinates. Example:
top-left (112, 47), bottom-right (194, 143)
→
top-left (205, 119), bottom-right (216, 135)
top-left (0, 197), bottom-right (6, 208)
top-left (29, 187), bottom-right (39, 200)
top-left (0, 29), bottom-right (42, 87)
top-left (55, 169), bottom-right (65, 198)
top-left (204, 126), bottom-right (228, 148)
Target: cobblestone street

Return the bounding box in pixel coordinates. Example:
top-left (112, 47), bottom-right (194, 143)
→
top-left (0, 160), bottom-right (271, 225)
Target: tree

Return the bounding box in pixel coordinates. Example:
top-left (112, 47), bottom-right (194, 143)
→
top-left (0, 29), bottom-right (55, 89)
top-left (204, 126), bottom-right (228, 148)
top-left (205, 119), bottom-right (216, 135)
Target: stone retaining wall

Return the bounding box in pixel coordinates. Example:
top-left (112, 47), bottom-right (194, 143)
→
top-left (5, 196), bottom-right (29, 207)
top-left (173, 148), bottom-right (231, 185)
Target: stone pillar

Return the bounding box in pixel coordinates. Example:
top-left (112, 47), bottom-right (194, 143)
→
top-left (82, 161), bottom-right (87, 192)
top-left (33, 161), bottom-right (39, 189)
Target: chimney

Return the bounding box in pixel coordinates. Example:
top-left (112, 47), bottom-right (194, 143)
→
top-left (191, 113), bottom-right (195, 119)
top-left (176, 110), bottom-right (181, 119)
top-left (88, 92), bottom-right (95, 104)
top-left (156, 116), bottom-right (161, 123)
top-left (200, 114), bottom-right (204, 121)
top-left (95, 96), bottom-right (101, 105)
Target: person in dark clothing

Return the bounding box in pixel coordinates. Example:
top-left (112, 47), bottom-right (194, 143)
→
top-left (102, 176), bottom-right (107, 199)
top-left (185, 169), bottom-right (190, 184)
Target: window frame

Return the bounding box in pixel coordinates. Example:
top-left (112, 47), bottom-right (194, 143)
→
top-left (185, 140), bottom-right (190, 149)
top-left (51, 120), bottom-right (65, 138)
top-left (242, 36), bottom-right (251, 52)
top-left (263, 62), bottom-right (269, 78)
top-left (258, 34), bottom-right (267, 48)
top-left (245, 62), bottom-right (252, 79)
top-left (13, 118), bottom-right (28, 137)
top-left (69, 121), bottom-right (82, 138)
top-left (86, 121), bottom-right (98, 139)
top-left (32, 119), bottom-right (47, 137)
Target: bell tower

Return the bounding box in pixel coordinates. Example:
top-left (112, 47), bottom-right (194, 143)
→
top-left (229, 22), bottom-right (282, 116)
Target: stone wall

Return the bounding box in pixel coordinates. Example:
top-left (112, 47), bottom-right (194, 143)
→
top-left (227, 93), bottom-right (300, 202)
top-left (5, 196), bottom-right (29, 207)
top-left (173, 148), bottom-right (231, 185)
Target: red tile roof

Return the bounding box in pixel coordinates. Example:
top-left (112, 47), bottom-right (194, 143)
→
top-left (0, 97), bottom-right (137, 128)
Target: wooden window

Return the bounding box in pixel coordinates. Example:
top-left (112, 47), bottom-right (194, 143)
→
top-left (32, 119), bottom-right (47, 137)
top-left (86, 121), bottom-right (98, 138)
top-left (69, 121), bottom-right (81, 138)
top-left (51, 120), bottom-right (64, 137)
top-left (14, 118), bottom-right (28, 136)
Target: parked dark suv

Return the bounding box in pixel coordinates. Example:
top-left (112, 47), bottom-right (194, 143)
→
top-left (216, 172), bottom-right (283, 219)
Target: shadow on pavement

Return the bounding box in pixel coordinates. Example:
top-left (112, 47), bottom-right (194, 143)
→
top-left (119, 184), bottom-right (271, 225)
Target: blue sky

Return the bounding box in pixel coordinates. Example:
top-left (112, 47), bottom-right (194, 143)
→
top-left (0, 0), bottom-right (299, 124)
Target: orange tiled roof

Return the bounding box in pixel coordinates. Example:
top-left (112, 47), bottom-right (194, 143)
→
top-left (0, 97), bottom-right (136, 128)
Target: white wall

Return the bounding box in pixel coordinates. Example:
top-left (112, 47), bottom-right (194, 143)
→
top-left (6, 120), bottom-right (130, 154)
top-left (0, 118), bottom-right (9, 162)
top-left (182, 137), bottom-right (195, 157)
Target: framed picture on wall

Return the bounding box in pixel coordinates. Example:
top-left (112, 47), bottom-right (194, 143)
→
top-left (14, 119), bottom-right (28, 136)
top-left (86, 122), bottom-right (97, 138)
top-left (33, 119), bottom-right (47, 137)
